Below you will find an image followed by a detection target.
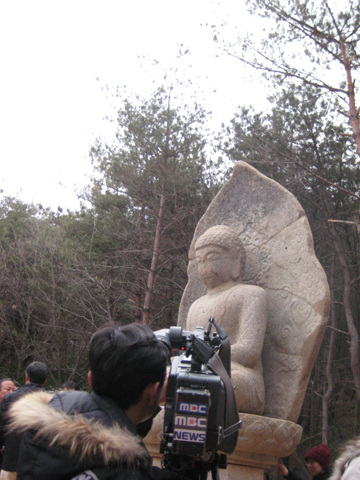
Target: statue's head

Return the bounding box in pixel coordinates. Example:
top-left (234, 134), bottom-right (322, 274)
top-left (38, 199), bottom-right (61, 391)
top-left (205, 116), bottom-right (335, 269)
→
top-left (195, 225), bottom-right (246, 289)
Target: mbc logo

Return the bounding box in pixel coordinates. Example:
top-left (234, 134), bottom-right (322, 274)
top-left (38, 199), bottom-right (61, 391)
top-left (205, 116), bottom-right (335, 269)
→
top-left (175, 415), bottom-right (207, 428)
top-left (173, 430), bottom-right (206, 443)
top-left (177, 402), bottom-right (207, 415)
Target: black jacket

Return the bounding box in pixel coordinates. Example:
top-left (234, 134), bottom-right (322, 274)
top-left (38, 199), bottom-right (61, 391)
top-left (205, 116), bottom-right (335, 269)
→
top-left (285, 470), bottom-right (330, 480)
top-left (7, 390), bottom-right (179, 480)
top-left (0, 382), bottom-right (44, 472)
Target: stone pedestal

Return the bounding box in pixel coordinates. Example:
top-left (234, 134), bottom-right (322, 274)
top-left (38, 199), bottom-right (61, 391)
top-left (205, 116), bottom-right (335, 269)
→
top-left (217, 465), bottom-right (264, 480)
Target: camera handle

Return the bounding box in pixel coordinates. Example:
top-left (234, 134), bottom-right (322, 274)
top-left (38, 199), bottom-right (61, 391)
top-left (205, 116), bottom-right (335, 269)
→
top-left (191, 318), bottom-right (241, 454)
top-left (207, 351), bottom-right (241, 454)
top-left (206, 317), bottom-right (231, 376)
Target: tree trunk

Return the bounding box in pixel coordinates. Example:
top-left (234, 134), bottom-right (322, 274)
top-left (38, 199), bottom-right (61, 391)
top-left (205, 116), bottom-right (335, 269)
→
top-left (142, 177), bottom-right (166, 325)
top-left (322, 260), bottom-right (336, 444)
top-left (330, 223), bottom-right (360, 402)
top-left (340, 38), bottom-right (360, 155)
top-left (135, 206), bottom-right (146, 322)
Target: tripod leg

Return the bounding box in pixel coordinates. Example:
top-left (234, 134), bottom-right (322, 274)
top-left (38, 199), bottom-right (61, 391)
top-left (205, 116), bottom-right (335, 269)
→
top-left (211, 463), bottom-right (220, 480)
top-left (199, 470), bottom-right (208, 480)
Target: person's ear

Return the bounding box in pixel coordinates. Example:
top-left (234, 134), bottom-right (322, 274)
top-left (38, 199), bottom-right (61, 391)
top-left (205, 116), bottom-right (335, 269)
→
top-left (25, 373), bottom-right (29, 383)
top-left (88, 371), bottom-right (93, 388)
top-left (143, 382), bottom-right (162, 406)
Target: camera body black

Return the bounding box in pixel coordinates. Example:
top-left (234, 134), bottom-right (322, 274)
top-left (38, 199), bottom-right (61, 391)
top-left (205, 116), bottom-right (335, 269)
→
top-left (163, 351), bottom-right (226, 458)
top-left (155, 320), bottom-right (240, 477)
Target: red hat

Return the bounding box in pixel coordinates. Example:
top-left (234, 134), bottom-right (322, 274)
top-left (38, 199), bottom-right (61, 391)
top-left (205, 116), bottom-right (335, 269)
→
top-left (304, 444), bottom-right (331, 470)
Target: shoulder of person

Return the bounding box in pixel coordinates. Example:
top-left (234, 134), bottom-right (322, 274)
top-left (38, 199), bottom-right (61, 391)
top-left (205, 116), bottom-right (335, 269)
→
top-left (1, 389), bottom-right (18, 408)
top-left (49, 390), bottom-right (91, 412)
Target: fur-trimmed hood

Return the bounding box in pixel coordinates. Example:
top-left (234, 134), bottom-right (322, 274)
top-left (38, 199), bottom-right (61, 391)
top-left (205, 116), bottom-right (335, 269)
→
top-left (329, 437), bottom-right (360, 480)
top-left (7, 390), bottom-right (149, 468)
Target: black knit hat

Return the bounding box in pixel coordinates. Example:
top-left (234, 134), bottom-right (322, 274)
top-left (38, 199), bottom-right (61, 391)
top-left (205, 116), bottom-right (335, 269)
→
top-left (305, 444), bottom-right (331, 470)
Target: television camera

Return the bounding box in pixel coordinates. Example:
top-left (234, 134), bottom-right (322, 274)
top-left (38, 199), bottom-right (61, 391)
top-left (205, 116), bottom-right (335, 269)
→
top-left (155, 318), bottom-right (241, 480)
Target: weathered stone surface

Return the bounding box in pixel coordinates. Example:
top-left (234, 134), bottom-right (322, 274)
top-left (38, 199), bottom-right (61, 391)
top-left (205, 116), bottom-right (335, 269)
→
top-left (178, 161), bottom-right (329, 422)
top-left (187, 224), bottom-right (267, 414)
top-left (232, 414), bottom-right (303, 460)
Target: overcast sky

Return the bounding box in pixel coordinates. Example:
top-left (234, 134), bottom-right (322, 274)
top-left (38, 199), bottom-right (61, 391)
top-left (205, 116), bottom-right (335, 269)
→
top-left (0, 0), bottom-right (268, 211)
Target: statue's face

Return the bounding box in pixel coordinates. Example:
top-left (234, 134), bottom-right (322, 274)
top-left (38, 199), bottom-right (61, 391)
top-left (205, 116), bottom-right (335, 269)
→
top-left (195, 245), bottom-right (235, 289)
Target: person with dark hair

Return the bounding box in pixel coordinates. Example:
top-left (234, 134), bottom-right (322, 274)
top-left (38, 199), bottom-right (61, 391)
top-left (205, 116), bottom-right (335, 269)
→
top-left (0, 380), bottom-right (16, 405)
top-left (61, 381), bottom-right (80, 391)
top-left (279, 444), bottom-right (331, 480)
top-left (24, 362), bottom-right (49, 386)
top-left (0, 362), bottom-right (49, 479)
top-left (7, 323), bottom-right (180, 480)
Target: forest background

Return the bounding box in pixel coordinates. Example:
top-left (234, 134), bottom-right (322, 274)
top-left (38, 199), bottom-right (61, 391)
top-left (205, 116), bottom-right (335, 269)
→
top-left (1, 0), bottom-right (359, 476)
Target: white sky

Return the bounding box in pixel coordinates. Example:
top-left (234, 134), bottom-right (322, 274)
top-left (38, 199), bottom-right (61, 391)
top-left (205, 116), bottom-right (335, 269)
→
top-left (0, 0), bottom-right (268, 211)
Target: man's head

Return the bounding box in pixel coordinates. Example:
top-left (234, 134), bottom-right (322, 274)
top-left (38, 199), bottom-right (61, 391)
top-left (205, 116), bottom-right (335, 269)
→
top-left (25, 361), bottom-right (49, 385)
top-left (0, 378), bottom-right (16, 402)
top-left (61, 381), bottom-right (80, 391)
top-left (89, 323), bottom-right (168, 412)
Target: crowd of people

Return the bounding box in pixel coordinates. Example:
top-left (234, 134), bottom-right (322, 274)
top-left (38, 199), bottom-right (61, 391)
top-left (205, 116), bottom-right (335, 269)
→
top-left (0, 323), bottom-right (359, 480)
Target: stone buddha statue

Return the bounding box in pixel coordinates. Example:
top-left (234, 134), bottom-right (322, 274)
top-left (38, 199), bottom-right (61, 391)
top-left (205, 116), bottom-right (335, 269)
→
top-left (186, 224), bottom-right (267, 415)
top-left (145, 162), bottom-right (329, 477)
